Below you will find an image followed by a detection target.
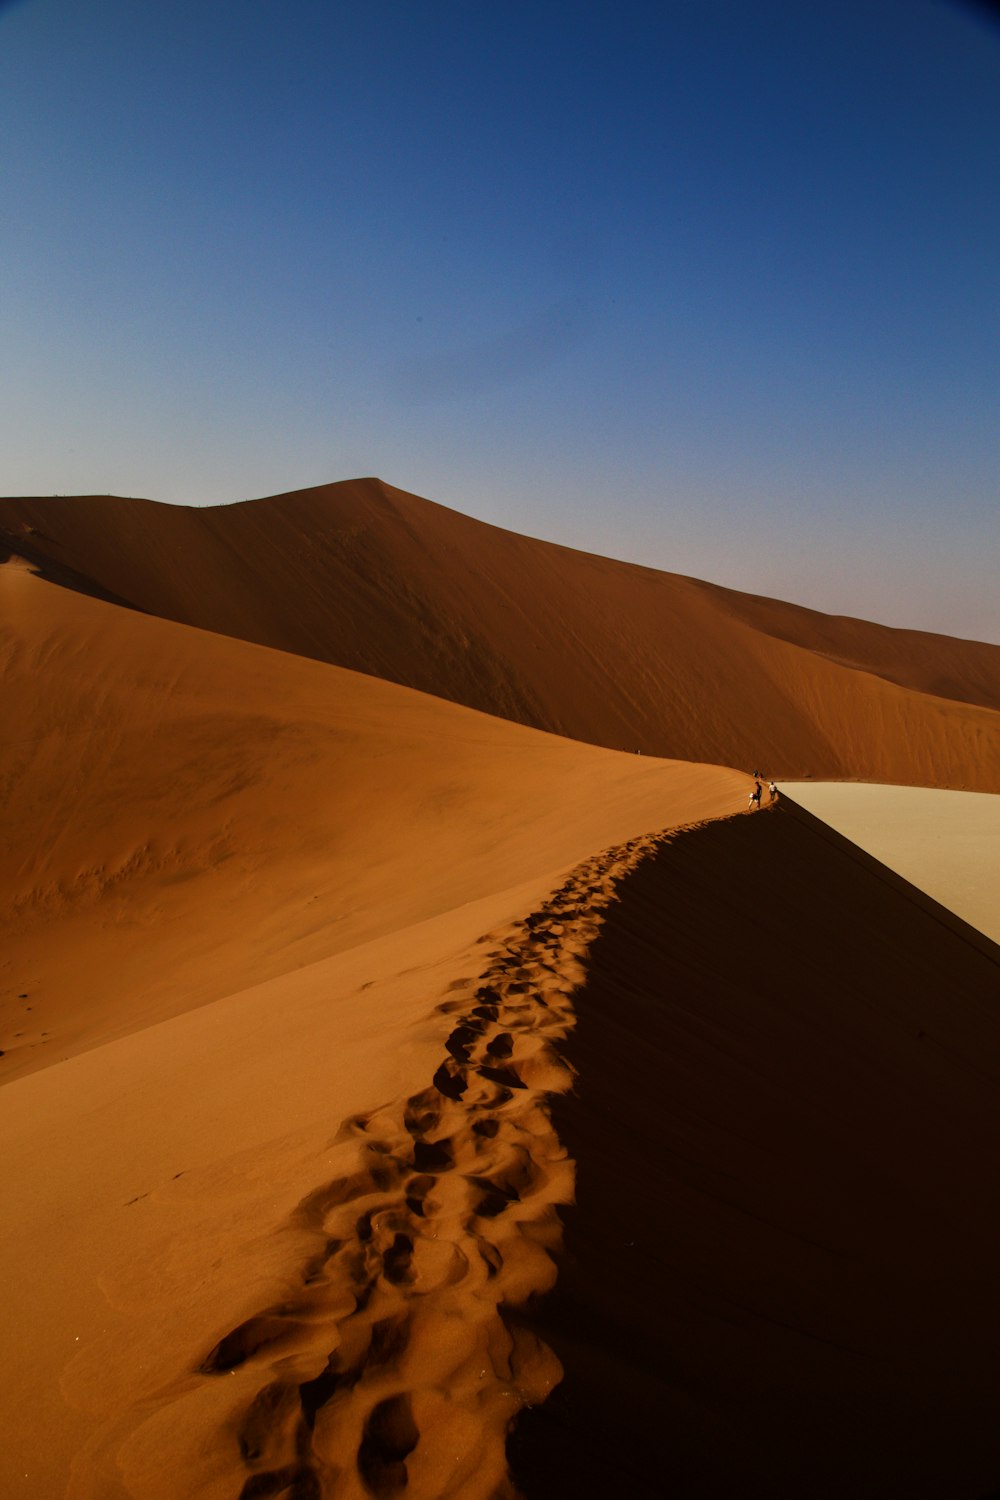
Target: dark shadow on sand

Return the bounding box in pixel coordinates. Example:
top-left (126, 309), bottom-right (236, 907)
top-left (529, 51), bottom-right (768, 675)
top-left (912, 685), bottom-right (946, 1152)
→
top-left (509, 803), bottom-right (1000, 1500)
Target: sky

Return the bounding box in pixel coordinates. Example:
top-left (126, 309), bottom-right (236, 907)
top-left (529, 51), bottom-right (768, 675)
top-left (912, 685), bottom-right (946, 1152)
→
top-left (2, 0), bottom-right (998, 642)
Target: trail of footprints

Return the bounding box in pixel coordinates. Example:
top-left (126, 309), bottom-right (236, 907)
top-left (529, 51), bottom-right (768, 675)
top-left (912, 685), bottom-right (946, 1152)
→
top-left (200, 832), bottom-right (667, 1500)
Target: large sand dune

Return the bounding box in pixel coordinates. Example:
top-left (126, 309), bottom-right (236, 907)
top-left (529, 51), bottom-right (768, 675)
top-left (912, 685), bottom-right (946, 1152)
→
top-left (0, 557), bottom-right (743, 1496)
top-left (0, 560), bottom-right (741, 1080)
top-left (2, 487), bottom-right (999, 1498)
top-left (3, 479), bottom-right (1000, 788)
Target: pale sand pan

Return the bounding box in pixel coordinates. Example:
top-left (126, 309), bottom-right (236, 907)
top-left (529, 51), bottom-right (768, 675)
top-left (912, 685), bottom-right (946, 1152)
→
top-left (783, 782), bottom-right (1000, 945)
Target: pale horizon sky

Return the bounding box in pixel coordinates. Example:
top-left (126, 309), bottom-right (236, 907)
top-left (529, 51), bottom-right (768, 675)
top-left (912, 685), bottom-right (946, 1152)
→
top-left (2, 0), bottom-right (999, 643)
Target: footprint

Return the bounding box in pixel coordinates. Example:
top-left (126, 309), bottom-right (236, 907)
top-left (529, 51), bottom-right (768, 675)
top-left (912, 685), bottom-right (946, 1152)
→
top-left (356, 1394), bottom-right (419, 1496)
top-left (237, 1381), bottom-right (300, 1464)
top-left (432, 1060), bottom-right (467, 1100)
top-left (298, 1355), bottom-right (348, 1430)
top-left (382, 1233), bottom-right (414, 1285)
top-left (197, 830), bottom-right (668, 1498)
top-left (411, 1137), bottom-right (453, 1172)
top-left (465, 1174), bottom-right (520, 1220)
top-left (201, 1314), bottom-right (295, 1373)
top-left (238, 1464), bottom-right (320, 1499)
top-left (402, 1088), bottom-right (441, 1138)
top-left (403, 1174), bottom-right (436, 1217)
top-left (444, 1024), bottom-right (481, 1063)
top-left (477, 1063), bottom-right (526, 1091)
top-left (366, 1315), bottom-right (410, 1369)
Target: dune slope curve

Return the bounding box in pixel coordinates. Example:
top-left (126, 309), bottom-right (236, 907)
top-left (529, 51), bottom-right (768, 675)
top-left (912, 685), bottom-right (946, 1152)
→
top-left (0, 558), bottom-right (744, 1080)
top-left (2, 480), bottom-right (999, 787)
top-left (0, 556), bottom-right (747, 1497)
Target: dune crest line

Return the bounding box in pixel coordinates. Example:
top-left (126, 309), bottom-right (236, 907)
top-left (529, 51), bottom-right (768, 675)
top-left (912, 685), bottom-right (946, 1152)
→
top-left (5, 481), bottom-right (1000, 790)
top-left (197, 829), bottom-right (675, 1499)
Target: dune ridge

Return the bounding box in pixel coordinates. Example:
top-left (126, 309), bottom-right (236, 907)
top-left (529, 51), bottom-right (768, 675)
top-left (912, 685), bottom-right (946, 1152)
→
top-left (2, 480), bottom-right (999, 1498)
top-left (39, 800), bottom-right (1000, 1498)
top-left (190, 832), bottom-right (666, 1500)
top-left (0, 552), bottom-right (746, 1497)
top-left (0, 559), bottom-right (744, 1080)
top-left (508, 800), bottom-right (1000, 1499)
top-left (3, 480), bottom-right (999, 788)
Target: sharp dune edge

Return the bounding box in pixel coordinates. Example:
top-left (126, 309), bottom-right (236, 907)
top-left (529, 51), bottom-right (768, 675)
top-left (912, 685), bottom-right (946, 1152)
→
top-left (1, 484), bottom-right (999, 1499)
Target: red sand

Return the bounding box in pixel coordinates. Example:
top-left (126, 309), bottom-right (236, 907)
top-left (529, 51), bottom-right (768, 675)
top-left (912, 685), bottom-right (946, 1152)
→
top-left (1, 485), bottom-right (999, 1498)
top-left (3, 478), bottom-right (1000, 788)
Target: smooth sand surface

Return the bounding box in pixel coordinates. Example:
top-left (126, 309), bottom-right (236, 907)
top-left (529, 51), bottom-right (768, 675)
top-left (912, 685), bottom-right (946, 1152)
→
top-left (4, 480), bottom-right (1000, 787)
top-left (0, 561), bottom-right (742, 1081)
top-left (783, 782), bottom-right (1000, 945)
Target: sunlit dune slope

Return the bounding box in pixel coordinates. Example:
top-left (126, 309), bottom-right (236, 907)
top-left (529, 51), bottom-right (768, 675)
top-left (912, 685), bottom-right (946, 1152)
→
top-left (0, 558), bottom-right (745, 1497)
top-left (2, 480), bottom-right (999, 788)
top-left (510, 800), bottom-right (1000, 1500)
top-left (0, 559), bottom-right (745, 1081)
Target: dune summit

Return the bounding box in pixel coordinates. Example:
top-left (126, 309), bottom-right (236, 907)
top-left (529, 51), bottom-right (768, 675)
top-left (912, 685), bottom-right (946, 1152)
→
top-left (3, 478), bottom-right (1000, 788)
top-left (1, 481), bottom-right (999, 1498)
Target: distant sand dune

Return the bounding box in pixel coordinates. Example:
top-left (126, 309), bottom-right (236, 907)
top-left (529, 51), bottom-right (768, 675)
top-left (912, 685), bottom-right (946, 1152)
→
top-left (3, 479), bottom-right (999, 788)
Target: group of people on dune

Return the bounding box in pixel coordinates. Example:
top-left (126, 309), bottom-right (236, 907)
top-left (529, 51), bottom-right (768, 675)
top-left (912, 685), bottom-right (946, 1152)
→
top-left (748, 770), bottom-right (778, 811)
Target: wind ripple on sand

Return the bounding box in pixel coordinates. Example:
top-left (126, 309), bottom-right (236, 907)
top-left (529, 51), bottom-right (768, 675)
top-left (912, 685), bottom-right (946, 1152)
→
top-left (195, 831), bottom-right (671, 1500)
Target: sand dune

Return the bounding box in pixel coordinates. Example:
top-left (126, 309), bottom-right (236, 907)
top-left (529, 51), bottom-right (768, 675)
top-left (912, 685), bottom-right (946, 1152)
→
top-left (0, 557), bottom-right (742, 1496)
top-left (0, 559), bottom-right (743, 1080)
top-left (3, 479), bottom-right (999, 788)
top-left (5, 799), bottom-right (997, 1497)
top-left (508, 801), bottom-right (1000, 1499)
top-left (2, 485), bottom-right (999, 1499)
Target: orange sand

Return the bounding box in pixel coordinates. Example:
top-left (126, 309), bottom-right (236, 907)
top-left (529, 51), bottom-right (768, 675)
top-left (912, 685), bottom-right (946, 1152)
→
top-left (3, 479), bottom-right (1000, 789)
top-left (1, 485), bottom-right (999, 1498)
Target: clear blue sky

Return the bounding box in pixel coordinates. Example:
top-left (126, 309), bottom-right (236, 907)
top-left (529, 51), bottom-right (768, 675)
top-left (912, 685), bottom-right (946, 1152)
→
top-left (2, 0), bottom-right (998, 641)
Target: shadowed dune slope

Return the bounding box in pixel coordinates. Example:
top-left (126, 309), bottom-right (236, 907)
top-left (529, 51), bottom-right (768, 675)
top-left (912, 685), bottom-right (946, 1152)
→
top-left (2, 480), bottom-right (999, 787)
top-left (509, 801), bottom-right (1000, 1500)
top-left (0, 558), bottom-right (745, 1081)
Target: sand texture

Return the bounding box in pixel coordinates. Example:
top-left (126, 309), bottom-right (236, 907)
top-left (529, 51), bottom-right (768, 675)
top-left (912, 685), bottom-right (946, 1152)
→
top-left (3, 479), bottom-right (1000, 788)
top-left (1, 489), bottom-right (999, 1498)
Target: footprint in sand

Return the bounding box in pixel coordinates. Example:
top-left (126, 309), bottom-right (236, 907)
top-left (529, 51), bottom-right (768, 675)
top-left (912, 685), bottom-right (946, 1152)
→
top-left (196, 831), bottom-right (667, 1499)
